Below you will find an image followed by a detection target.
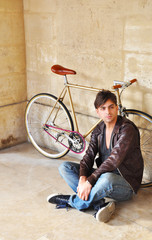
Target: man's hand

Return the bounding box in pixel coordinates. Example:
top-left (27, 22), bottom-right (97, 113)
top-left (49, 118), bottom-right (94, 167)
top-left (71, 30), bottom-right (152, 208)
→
top-left (77, 176), bottom-right (92, 201)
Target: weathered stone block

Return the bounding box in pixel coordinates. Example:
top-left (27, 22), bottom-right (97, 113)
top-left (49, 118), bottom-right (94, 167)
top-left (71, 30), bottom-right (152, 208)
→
top-left (0, 102), bottom-right (27, 149)
top-left (0, 73), bottom-right (26, 106)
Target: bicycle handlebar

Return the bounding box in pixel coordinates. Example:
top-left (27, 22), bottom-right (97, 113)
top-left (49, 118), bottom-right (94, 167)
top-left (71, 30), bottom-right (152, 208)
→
top-left (112, 79), bottom-right (137, 89)
top-left (130, 79), bottom-right (137, 84)
top-left (112, 84), bottom-right (122, 89)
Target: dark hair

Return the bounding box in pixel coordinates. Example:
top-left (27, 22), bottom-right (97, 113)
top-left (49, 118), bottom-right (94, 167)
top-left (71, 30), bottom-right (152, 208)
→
top-left (94, 90), bottom-right (117, 109)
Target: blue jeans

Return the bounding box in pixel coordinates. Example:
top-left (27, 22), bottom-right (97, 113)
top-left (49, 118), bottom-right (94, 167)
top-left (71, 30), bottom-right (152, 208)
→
top-left (59, 161), bottom-right (133, 211)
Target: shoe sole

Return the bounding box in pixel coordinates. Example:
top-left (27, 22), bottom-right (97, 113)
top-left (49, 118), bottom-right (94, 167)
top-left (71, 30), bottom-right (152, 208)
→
top-left (96, 202), bottom-right (115, 223)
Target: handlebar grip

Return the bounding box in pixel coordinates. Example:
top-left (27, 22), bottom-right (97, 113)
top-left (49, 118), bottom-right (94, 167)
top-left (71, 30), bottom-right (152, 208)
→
top-left (112, 84), bottom-right (122, 89)
top-left (130, 79), bottom-right (137, 84)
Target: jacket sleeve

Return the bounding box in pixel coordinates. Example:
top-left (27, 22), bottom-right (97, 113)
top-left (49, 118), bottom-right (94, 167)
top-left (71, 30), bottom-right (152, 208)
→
top-left (79, 124), bottom-right (100, 178)
top-left (87, 123), bottom-right (138, 186)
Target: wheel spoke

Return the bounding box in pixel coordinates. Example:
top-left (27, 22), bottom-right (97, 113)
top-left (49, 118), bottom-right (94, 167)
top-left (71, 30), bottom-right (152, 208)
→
top-left (25, 94), bottom-right (74, 159)
top-left (125, 110), bottom-right (152, 187)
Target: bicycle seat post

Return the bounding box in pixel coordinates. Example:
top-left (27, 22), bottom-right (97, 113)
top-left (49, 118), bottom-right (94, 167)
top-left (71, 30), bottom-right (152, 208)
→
top-left (64, 75), bottom-right (68, 85)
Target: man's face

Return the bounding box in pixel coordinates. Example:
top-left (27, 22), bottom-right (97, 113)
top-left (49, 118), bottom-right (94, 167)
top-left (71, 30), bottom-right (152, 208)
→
top-left (96, 99), bottom-right (118, 124)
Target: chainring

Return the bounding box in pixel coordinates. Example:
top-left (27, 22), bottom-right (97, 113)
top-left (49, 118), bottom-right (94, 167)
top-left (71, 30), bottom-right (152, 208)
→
top-left (68, 132), bottom-right (85, 153)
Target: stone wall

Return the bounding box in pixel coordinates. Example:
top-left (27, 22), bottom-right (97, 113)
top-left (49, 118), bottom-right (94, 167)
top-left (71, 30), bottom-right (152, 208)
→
top-left (1, 0), bottom-right (152, 150)
top-left (24, 0), bottom-right (152, 137)
top-left (0, 0), bottom-right (27, 149)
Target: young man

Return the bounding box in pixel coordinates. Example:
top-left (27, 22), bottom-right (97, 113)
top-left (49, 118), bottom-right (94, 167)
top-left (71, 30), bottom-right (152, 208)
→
top-left (47, 90), bottom-right (143, 222)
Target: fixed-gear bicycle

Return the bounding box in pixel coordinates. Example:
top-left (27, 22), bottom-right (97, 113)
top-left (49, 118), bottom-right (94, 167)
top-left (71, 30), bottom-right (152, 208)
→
top-left (25, 65), bottom-right (152, 188)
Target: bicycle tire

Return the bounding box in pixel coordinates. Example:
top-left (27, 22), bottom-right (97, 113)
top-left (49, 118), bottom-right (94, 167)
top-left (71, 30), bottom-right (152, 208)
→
top-left (25, 93), bottom-right (74, 159)
top-left (124, 109), bottom-right (152, 188)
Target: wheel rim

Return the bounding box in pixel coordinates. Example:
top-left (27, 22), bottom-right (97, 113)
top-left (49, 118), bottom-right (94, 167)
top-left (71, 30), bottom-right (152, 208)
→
top-left (125, 110), bottom-right (152, 185)
top-left (25, 94), bottom-right (74, 158)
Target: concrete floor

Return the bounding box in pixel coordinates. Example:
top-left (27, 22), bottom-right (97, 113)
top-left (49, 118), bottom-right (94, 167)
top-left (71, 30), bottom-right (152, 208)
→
top-left (0, 143), bottom-right (152, 240)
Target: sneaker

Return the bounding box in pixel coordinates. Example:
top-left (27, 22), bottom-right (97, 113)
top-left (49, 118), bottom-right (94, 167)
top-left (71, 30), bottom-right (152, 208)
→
top-left (47, 194), bottom-right (70, 209)
top-left (95, 202), bottom-right (115, 223)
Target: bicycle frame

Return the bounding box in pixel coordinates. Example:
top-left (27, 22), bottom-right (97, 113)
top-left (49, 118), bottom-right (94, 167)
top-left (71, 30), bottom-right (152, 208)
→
top-left (49, 75), bottom-right (122, 139)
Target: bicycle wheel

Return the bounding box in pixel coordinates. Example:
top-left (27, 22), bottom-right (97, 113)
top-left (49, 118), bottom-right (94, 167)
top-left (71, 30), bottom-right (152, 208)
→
top-left (124, 109), bottom-right (152, 188)
top-left (25, 93), bottom-right (74, 159)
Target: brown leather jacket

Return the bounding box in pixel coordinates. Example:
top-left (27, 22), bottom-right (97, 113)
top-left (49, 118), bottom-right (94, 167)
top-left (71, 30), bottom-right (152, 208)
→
top-left (80, 116), bottom-right (143, 193)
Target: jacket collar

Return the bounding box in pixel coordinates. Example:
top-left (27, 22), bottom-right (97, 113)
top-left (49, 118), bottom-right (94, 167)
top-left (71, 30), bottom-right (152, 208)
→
top-left (113, 116), bottom-right (122, 134)
top-left (99, 115), bottom-right (122, 135)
